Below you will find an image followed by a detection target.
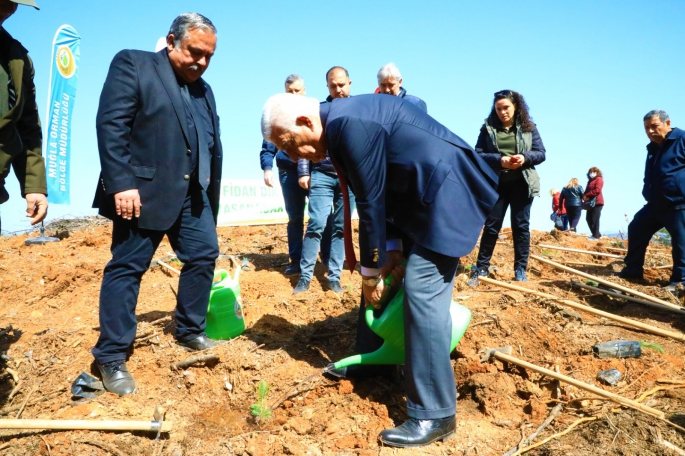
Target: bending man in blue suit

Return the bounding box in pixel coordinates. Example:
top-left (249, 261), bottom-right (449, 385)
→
top-left (261, 93), bottom-right (498, 448)
top-left (92, 13), bottom-right (223, 396)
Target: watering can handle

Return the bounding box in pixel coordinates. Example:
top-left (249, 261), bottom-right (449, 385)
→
top-left (366, 260), bottom-right (408, 326)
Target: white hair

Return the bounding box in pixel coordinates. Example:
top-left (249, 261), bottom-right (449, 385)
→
top-left (377, 62), bottom-right (402, 85)
top-left (261, 93), bottom-right (320, 142)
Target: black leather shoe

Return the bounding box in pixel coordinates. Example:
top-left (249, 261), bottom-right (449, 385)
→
top-left (97, 360), bottom-right (137, 397)
top-left (177, 334), bottom-right (222, 352)
top-left (613, 270), bottom-right (644, 281)
top-left (324, 363), bottom-right (397, 381)
top-left (293, 278), bottom-right (310, 295)
top-left (284, 262), bottom-right (301, 275)
top-left (379, 416), bottom-right (456, 448)
top-left (328, 280), bottom-right (344, 293)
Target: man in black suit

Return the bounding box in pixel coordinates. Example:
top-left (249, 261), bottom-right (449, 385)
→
top-left (92, 13), bottom-right (223, 396)
top-left (261, 93), bottom-right (498, 447)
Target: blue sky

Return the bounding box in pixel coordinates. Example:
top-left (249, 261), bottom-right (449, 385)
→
top-left (2, 0), bottom-right (684, 237)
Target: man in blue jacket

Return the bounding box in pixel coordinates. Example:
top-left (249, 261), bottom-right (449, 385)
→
top-left (619, 110), bottom-right (685, 290)
top-left (260, 74), bottom-right (333, 275)
top-left (376, 62), bottom-right (427, 113)
top-left (261, 93), bottom-right (498, 447)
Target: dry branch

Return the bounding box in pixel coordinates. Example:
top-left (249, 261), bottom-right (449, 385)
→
top-left (537, 244), bottom-right (625, 259)
top-left (170, 353), bottom-right (219, 370)
top-left (571, 280), bottom-right (685, 315)
top-left (531, 255), bottom-right (683, 311)
top-left (509, 417), bottom-right (599, 455)
top-left (480, 277), bottom-right (685, 342)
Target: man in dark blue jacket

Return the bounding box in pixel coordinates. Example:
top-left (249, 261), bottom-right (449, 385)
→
top-left (261, 93), bottom-right (498, 447)
top-left (376, 62), bottom-right (427, 113)
top-left (619, 110), bottom-right (685, 290)
top-left (260, 74), bottom-right (332, 275)
top-left (92, 13), bottom-right (223, 396)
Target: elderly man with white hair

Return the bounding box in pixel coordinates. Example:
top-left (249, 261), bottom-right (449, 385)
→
top-left (376, 62), bottom-right (427, 113)
top-left (261, 92), bottom-right (498, 447)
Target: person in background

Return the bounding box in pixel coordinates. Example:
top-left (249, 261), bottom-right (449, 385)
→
top-left (584, 167), bottom-right (604, 240)
top-left (259, 74), bottom-right (332, 275)
top-left (468, 90), bottom-right (545, 284)
top-left (550, 188), bottom-right (568, 230)
top-left (559, 178), bottom-right (584, 232)
top-left (292, 66), bottom-right (351, 294)
top-left (618, 110), bottom-right (685, 291)
top-left (0, 0), bottom-right (48, 234)
top-left (376, 62), bottom-right (427, 112)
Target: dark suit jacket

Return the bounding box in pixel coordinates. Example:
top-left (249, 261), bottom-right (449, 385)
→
top-left (0, 27), bottom-right (46, 203)
top-left (93, 49), bottom-right (223, 230)
top-left (322, 95), bottom-right (498, 269)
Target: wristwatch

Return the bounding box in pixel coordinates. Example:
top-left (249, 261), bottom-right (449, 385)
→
top-left (362, 276), bottom-right (382, 287)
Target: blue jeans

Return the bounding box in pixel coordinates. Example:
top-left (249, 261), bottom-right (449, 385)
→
top-left (279, 169), bottom-right (308, 264)
top-left (299, 170), bottom-right (344, 282)
top-left (477, 177), bottom-right (533, 271)
top-left (92, 184), bottom-right (219, 364)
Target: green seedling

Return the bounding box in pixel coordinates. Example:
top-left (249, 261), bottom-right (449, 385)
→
top-left (585, 280), bottom-right (599, 287)
top-left (250, 380), bottom-right (272, 424)
top-left (639, 340), bottom-right (665, 354)
top-left (170, 258), bottom-right (184, 268)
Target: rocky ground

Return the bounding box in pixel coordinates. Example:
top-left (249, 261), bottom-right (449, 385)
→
top-left (0, 218), bottom-right (684, 455)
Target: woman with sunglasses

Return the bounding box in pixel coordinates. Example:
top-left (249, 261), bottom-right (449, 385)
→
top-left (468, 90), bottom-right (546, 284)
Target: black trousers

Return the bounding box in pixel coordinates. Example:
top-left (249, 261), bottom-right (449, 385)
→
top-left (623, 203), bottom-right (685, 284)
top-left (586, 204), bottom-right (603, 238)
top-left (477, 177), bottom-right (533, 271)
top-left (92, 184), bottom-right (219, 364)
top-left (566, 206), bottom-right (582, 231)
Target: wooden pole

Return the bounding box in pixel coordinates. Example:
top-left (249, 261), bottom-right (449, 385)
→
top-left (478, 277), bottom-right (685, 342)
top-left (156, 260), bottom-right (181, 276)
top-left (530, 255), bottom-right (682, 310)
top-left (537, 244), bottom-right (625, 259)
top-left (0, 419), bottom-right (173, 432)
top-left (570, 280), bottom-right (685, 315)
top-left (484, 349), bottom-right (665, 419)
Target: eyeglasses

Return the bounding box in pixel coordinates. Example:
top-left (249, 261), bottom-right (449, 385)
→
top-left (494, 90), bottom-right (512, 97)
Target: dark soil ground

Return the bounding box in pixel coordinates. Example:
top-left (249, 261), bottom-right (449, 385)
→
top-left (0, 219), bottom-right (684, 455)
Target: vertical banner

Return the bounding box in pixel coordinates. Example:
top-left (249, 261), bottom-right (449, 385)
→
top-left (44, 25), bottom-right (81, 205)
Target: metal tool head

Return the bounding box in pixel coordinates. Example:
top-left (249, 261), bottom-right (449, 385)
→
top-left (479, 346), bottom-right (513, 363)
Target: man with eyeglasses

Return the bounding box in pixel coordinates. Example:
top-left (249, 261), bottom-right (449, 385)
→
top-left (0, 0), bottom-right (48, 234)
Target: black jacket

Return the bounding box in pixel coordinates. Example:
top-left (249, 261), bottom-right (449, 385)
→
top-left (559, 185), bottom-right (584, 208)
top-left (93, 49), bottom-right (223, 229)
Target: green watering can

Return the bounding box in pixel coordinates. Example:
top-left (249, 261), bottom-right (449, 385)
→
top-left (331, 275), bottom-right (471, 369)
top-left (206, 257), bottom-right (246, 340)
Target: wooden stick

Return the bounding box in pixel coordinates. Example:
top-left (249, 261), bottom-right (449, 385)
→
top-left (156, 260), bottom-right (181, 276)
top-left (170, 353), bottom-right (219, 370)
top-left (0, 419), bottom-right (173, 432)
top-left (570, 280), bottom-right (685, 315)
top-left (531, 255), bottom-right (682, 310)
top-left (657, 379), bottom-right (685, 385)
top-left (510, 417), bottom-right (599, 456)
top-left (537, 244), bottom-right (625, 259)
top-left (480, 277), bottom-right (685, 342)
top-left (559, 261), bottom-right (609, 267)
top-left (484, 349), bottom-right (665, 418)
top-left (16, 386), bottom-right (36, 418)
top-left (653, 264), bottom-right (674, 270)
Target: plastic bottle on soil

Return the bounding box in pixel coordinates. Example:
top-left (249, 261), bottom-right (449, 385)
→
top-left (592, 340), bottom-right (641, 359)
top-left (206, 268), bottom-right (245, 340)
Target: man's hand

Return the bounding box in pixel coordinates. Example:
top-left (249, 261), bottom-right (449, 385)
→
top-left (363, 277), bottom-right (385, 309)
top-left (381, 250), bottom-right (406, 287)
top-left (263, 170), bottom-right (274, 187)
top-left (114, 189), bottom-right (141, 220)
top-left (298, 176), bottom-right (310, 190)
top-left (25, 193), bottom-right (48, 225)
